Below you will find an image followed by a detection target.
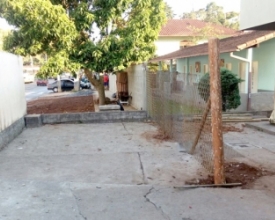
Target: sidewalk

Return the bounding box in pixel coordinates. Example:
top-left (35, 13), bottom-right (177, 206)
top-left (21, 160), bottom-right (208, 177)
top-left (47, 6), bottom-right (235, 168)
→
top-left (0, 122), bottom-right (275, 220)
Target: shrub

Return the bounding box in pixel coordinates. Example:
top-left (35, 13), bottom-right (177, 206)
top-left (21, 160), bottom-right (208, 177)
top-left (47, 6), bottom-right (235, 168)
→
top-left (198, 68), bottom-right (243, 111)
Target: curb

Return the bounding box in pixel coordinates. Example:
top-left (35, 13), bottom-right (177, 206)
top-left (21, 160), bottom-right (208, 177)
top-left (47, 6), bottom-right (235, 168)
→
top-left (245, 122), bottom-right (275, 136)
top-left (25, 111), bottom-right (148, 127)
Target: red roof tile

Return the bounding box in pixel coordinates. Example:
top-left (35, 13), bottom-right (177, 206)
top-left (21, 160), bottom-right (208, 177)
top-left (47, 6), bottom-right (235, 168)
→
top-left (159, 19), bottom-right (236, 37)
top-left (152, 30), bottom-right (275, 61)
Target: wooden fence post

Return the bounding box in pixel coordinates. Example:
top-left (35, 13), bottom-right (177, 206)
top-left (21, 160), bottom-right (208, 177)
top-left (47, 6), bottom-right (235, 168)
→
top-left (208, 38), bottom-right (225, 185)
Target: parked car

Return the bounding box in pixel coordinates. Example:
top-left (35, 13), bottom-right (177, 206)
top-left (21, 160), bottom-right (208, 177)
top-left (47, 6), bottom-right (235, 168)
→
top-left (23, 73), bottom-right (35, 83)
top-left (47, 79), bottom-right (81, 92)
top-left (80, 78), bottom-right (91, 89)
top-left (36, 79), bottom-right (48, 86)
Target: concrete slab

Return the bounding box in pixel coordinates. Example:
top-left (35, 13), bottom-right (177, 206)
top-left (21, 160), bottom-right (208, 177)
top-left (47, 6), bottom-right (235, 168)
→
top-left (0, 181), bottom-right (83, 220)
top-left (25, 114), bottom-right (42, 128)
top-left (1, 122), bottom-right (275, 220)
top-left (246, 121), bottom-right (275, 136)
top-left (69, 185), bottom-right (167, 220)
top-left (224, 124), bottom-right (275, 154)
top-left (147, 187), bottom-right (275, 220)
top-left (224, 123), bottom-right (275, 171)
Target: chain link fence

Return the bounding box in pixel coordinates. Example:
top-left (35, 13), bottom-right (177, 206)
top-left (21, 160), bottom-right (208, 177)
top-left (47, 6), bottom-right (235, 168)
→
top-left (146, 70), bottom-right (238, 173)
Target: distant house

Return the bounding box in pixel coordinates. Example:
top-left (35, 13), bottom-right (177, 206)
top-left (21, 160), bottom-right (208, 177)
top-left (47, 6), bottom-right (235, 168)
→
top-left (152, 30), bottom-right (275, 112)
top-left (155, 19), bottom-right (236, 56)
top-left (111, 20), bottom-right (236, 111)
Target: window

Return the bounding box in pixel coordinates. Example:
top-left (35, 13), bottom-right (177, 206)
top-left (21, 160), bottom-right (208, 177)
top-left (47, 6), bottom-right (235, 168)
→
top-left (183, 65), bottom-right (186, 73)
top-left (225, 63), bottom-right (232, 70)
top-left (195, 62), bottom-right (201, 73)
top-left (189, 65), bottom-right (193, 74)
top-left (220, 59), bottom-right (225, 67)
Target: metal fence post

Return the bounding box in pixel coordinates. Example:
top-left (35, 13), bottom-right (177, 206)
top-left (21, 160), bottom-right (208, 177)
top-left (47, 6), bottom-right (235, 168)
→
top-left (208, 38), bottom-right (225, 185)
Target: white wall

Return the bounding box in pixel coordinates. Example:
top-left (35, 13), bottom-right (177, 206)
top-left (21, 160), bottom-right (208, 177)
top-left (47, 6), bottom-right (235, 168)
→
top-left (240, 0), bottom-right (275, 29)
top-left (155, 37), bottom-right (184, 56)
top-left (127, 64), bottom-right (147, 110)
top-left (0, 52), bottom-right (26, 132)
top-left (109, 73), bottom-right (117, 95)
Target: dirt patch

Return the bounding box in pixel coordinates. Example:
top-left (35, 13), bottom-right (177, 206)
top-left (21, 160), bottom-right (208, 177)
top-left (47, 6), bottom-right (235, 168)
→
top-left (222, 124), bottom-right (244, 133)
top-left (141, 129), bottom-right (171, 143)
top-left (186, 162), bottom-right (273, 188)
top-left (27, 95), bottom-right (95, 114)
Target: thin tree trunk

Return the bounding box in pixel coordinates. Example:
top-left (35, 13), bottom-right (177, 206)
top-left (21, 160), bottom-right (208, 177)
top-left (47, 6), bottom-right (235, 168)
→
top-left (84, 69), bottom-right (106, 105)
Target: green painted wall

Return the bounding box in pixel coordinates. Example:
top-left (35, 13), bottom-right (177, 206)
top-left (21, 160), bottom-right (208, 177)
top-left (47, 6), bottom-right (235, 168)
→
top-left (253, 38), bottom-right (275, 91)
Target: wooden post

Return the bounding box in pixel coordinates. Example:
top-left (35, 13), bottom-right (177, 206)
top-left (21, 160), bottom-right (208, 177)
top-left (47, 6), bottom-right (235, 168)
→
top-left (189, 99), bottom-right (211, 154)
top-left (208, 38), bottom-right (225, 185)
top-left (169, 59), bottom-right (173, 73)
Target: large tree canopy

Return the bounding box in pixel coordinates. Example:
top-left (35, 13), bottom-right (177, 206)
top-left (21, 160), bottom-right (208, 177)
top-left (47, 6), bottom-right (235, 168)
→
top-left (181, 2), bottom-right (239, 30)
top-left (0, 0), bottom-right (166, 104)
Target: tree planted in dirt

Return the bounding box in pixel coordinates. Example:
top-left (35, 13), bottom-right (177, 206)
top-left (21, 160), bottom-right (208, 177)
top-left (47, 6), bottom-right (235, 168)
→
top-left (0, 0), bottom-right (166, 105)
top-left (198, 68), bottom-right (243, 111)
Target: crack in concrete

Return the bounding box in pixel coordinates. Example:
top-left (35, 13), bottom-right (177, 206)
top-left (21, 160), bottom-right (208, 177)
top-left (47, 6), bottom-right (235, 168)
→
top-left (144, 187), bottom-right (171, 220)
top-left (138, 152), bottom-right (146, 184)
top-left (122, 122), bottom-right (130, 134)
top-left (70, 189), bottom-right (87, 220)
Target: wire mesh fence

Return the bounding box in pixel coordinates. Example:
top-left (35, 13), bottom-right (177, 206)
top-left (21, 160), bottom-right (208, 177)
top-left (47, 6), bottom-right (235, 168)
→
top-left (146, 70), bottom-right (239, 173)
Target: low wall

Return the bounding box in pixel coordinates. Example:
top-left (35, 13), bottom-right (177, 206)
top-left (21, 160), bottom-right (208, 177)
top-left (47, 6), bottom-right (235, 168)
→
top-left (0, 118), bottom-right (25, 150)
top-left (251, 92), bottom-right (274, 111)
top-left (25, 111), bottom-right (148, 127)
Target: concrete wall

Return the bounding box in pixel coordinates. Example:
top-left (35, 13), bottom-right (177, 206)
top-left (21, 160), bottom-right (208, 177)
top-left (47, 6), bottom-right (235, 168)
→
top-left (240, 0), bottom-right (275, 30)
top-left (253, 39), bottom-right (275, 91)
top-left (127, 64), bottom-right (147, 111)
top-left (250, 92), bottom-right (274, 111)
top-left (0, 52), bottom-right (26, 149)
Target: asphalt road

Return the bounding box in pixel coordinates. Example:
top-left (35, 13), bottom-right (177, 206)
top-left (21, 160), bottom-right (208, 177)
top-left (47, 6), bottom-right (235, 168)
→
top-left (24, 82), bottom-right (52, 101)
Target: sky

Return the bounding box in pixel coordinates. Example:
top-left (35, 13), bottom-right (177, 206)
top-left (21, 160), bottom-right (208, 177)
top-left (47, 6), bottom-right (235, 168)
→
top-left (0, 0), bottom-right (240, 29)
top-left (165, 0), bottom-right (240, 18)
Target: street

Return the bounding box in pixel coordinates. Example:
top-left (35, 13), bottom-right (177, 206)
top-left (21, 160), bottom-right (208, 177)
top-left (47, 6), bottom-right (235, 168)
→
top-left (24, 82), bottom-right (52, 101)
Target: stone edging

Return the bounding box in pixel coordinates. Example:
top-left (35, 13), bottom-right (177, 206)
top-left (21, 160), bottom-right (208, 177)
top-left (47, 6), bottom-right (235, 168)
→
top-left (25, 111), bottom-right (148, 127)
top-left (0, 117), bottom-right (25, 150)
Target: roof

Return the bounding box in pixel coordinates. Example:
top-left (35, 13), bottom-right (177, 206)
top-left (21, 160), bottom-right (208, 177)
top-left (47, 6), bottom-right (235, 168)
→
top-left (151, 30), bottom-right (275, 62)
top-left (159, 19), bottom-right (236, 37)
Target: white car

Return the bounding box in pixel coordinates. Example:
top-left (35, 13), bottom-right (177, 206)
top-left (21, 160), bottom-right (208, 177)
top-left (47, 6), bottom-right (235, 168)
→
top-left (23, 73), bottom-right (35, 83)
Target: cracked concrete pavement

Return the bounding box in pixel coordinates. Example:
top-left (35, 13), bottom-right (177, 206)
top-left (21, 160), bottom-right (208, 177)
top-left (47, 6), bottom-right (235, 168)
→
top-left (0, 122), bottom-right (275, 220)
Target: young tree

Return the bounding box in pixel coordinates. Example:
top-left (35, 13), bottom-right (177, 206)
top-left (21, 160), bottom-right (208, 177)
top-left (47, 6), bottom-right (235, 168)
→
top-left (181, 2), bottom-right (239, 30)
top-left (0, 0), bottom-right (166, 104)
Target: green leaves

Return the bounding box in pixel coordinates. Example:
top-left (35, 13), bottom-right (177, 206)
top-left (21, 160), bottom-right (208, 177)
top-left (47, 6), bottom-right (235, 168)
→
top-left (198, 68), bottom-right (243, 111)
top-left (37, 51), bottom-right (80, 78)
top-left (2, 0), bottom-right (77, 55)
top-left (2, 0), bottom-right (166, 74)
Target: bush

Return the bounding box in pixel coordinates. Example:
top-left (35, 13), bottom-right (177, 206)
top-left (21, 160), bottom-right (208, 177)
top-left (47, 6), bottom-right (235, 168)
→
top-left (198, 68), bottom-right (243, 111)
